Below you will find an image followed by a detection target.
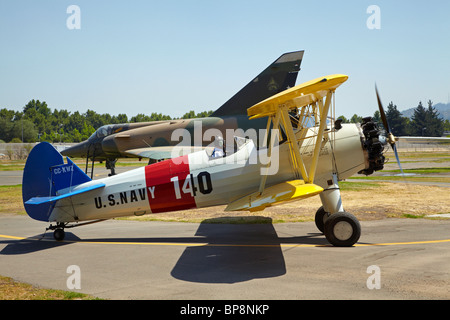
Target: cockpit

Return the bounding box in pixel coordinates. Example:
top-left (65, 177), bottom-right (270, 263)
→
top-left (206, 136), bottom-right (251, 159)
top-left (88, 125), bottom-right (124, 141)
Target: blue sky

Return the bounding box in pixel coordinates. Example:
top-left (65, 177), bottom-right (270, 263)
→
top-left (1, 0), bottom-right (449, 119)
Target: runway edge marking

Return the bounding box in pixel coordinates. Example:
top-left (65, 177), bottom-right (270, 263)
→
top-left (1, 234), bottom-right (450, 247)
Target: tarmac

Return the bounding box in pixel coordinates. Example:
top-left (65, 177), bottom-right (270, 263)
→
top-left (1, 147), bottom-right (449, 301)
top-left (0, 215), bottom-right (449, 300)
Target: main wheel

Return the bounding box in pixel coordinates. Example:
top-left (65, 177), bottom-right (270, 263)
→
top-left (324, 212), bottom-right (361, 247)
top-left (53, 228), bottom-right (65, 241)
top-left (314, 206), bottom-right (329, 233)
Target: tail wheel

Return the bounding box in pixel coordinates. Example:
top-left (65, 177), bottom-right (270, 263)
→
top-left (324, 212), bottom-right (361, 247)
top-left (53, 228), bottom-right (65, 241)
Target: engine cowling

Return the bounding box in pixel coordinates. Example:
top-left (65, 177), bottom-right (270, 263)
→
top-left (358, 117), bottom-right (386, 175)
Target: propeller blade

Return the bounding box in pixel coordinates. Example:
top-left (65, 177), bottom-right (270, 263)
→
top-left (392, 143), bottom-right (405, 176)
top-left (375, 85), bottom-right (397, 147)
top-left (375, 84), bottom-right (390, 134)
top-left (375, 85), bottom-right (406, 178)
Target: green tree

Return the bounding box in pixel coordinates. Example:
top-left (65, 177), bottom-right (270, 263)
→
top-left (67, 111), bottom-right (85, 133)
top-left (84, 109), bottom-right (104, 129)
top-left (0, 118), bottom-right (13, 142)
top-left (130, 113), bottom-right (152, 122)
top-left (410, 100), bottom-right (444, 136)
top-left (195, 110), bottom-right (213, 118)
top-left (424, 100), bottom-right (444, 137)
top-left (71, 128), bottom-right (83, 142)
top-left (80, 122), bottom-right (96, 140)
top-left (23, 99), bottom-right (51, 118)
top-left (101, 113), bottom-right (113, 125)
top-left (337, 115), bottom-right (349, 123)
top-left (1, 99), bottom-right (222, 142)
top-left (350, 114), bottom-right (362, 123)
top-left (372, 110), bottom-right (381, 125)
top-left (10, 119), bottom-right (38, 142)
top-left (181, 110), bottom-right (196, 119)
top-left (115, 113), bottom-right (128, 123)
top-left (443, 119), bottom-right (450, 132)
top-left (181, 110), bottom-right (213, 119)
top-left (385, 102), bottom-right (408, 136)
top-left (410, 101), bottom-right (428, 136)
top-left (0, 108), bottom-right (16, 121)
top-left (149, 112), bottom-right (172, 121)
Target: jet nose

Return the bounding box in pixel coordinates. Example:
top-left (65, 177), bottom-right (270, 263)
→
top-left (102, 135), bottom-right (119, 154)
top-left (61, 141), bottom-right (89, 157)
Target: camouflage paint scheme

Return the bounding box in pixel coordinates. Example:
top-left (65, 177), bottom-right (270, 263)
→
top-left (61, 51), bottom-right (304, 168)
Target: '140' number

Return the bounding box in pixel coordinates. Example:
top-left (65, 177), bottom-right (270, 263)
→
top-left (170, 171), bottom-right (212, 199)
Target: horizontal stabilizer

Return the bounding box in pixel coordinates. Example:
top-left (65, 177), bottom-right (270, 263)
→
top-left (225, 180), bottom-right (323, 212)
top-left (25, 183), bottom-right (105, 205)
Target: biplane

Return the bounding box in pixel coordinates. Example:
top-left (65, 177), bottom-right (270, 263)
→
top-left (22, 74), bottom-right (391, 247)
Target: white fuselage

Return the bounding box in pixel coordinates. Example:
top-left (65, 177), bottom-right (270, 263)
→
top-left (50, 124), bottom-right (367, 222)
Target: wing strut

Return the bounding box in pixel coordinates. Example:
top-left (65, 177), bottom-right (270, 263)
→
top-left (250, 75), bottom-right (348, 195)
top-left (226, 74), bottom-right (348, 212)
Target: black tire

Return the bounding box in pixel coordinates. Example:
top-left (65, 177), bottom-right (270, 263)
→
top-left (314, 206), bottom-right (328, 233)
top-left (324, 212), bottom-right (361, 247)
top-left (53, 228), bottom-right (65, 241)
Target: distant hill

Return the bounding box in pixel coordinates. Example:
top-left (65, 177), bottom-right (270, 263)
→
top-left (401, 102), bottom-right (450, 121)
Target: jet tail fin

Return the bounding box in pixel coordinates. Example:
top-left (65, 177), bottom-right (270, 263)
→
top-left (211, 50), bottom-right (304, 117)
top-left (22, 142), bottom-right (102, 222)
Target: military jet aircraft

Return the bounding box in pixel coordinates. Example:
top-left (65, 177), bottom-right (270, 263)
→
top-left (22, 74), bottom-right (394, 247)
top-left (61, 51), bottom-right (305, 176)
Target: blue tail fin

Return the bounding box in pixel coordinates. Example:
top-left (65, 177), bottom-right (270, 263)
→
top-left (22, 142), bottom-right (96, 222)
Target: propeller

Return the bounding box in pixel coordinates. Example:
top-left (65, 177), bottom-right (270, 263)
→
top-left (375, 85), bottom-right (405, 175)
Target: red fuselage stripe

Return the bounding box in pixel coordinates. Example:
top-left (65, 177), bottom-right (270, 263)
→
top-left (144, 155), bottom-right (196, 213)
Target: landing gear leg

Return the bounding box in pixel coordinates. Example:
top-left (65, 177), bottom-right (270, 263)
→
top-left (317, 173), bottom-right (361, 247)
top-left (106, 158), bottom-right (117, 176)
top-left (315, 173), bottom-right (343, 233)
top-left (319, 173), bottom-right (344, 217)
top-left (45, 219), bottom-right (107, 241)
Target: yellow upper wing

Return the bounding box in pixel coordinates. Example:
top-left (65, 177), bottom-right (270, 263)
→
top-left (247, 74), bottom-right (348, 119)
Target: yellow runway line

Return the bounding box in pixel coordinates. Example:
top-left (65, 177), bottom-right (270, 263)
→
top-left (1, 234), bottom-right (449, 248)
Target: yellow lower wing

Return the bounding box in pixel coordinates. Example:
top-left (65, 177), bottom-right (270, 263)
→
top-left (225, 180), bottom-right (323, 212)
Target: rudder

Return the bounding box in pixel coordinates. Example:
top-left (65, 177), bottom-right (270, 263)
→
top-left (22, 142), bottom-right (92, 222)
top-left (211, 51), bottom-right (304, 116)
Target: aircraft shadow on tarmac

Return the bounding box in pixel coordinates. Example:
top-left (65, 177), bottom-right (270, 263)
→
top-left (0, 216), bottom-right (329, 284)
top-left (170, 217), bottom-right (329, 284)
top-left (0, 232), bottom-right (81, 255)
